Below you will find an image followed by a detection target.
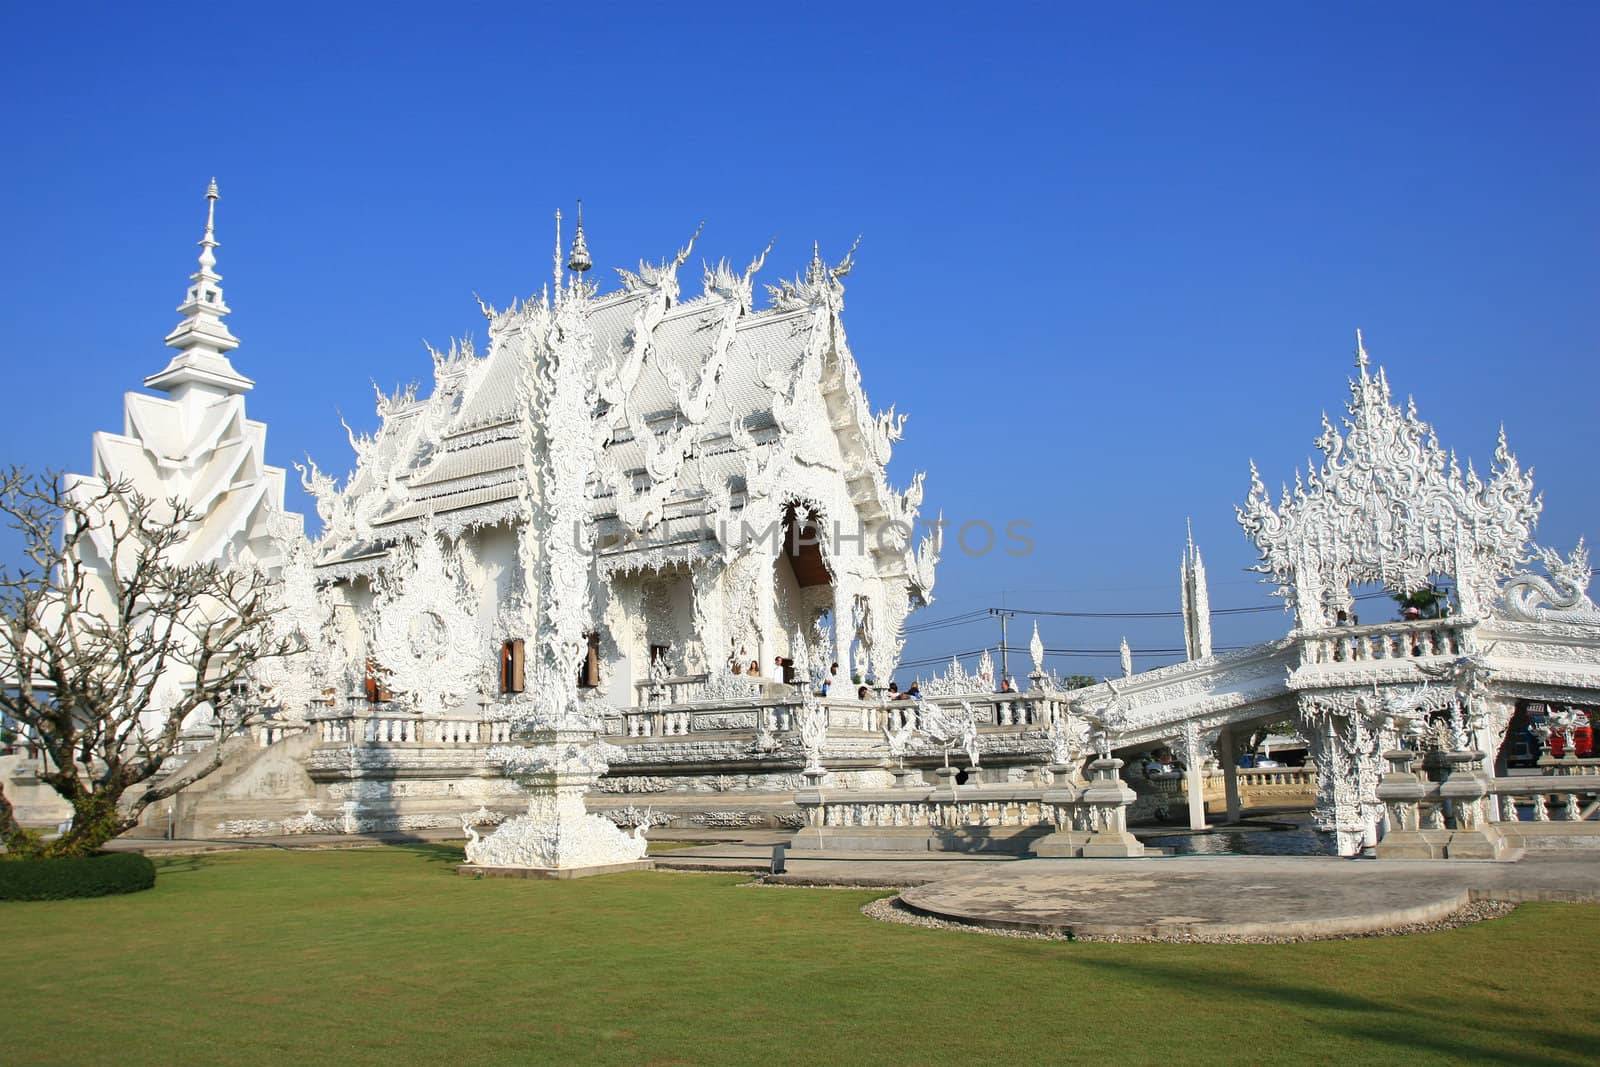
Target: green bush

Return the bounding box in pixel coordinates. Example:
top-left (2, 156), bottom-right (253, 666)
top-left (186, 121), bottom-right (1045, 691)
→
top-left (0, 851), bottom-right (156, 901)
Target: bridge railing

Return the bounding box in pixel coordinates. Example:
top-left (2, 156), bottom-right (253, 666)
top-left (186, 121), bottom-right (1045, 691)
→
top-left (1297, 617), bottom-right (1473, 669)
top-left (1378, 749), bottom-right (1600, 859)
top-left (794, 757), bottom-right (1147, 856)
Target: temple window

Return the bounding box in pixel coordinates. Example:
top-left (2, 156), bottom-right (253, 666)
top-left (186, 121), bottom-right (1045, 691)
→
top-left (363, 658), bottom-right (391, 703)
top-left (578, 632), bottom-right (602, 689)
top-left (500, 639), bottom-right (526, 694)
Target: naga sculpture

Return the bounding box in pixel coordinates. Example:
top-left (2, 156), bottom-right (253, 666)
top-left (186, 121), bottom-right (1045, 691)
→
top-left (1502, 540), bottom-right (1600, 625)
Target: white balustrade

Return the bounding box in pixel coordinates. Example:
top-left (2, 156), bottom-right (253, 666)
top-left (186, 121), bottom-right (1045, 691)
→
top-left (800, 788), bottom-right (1054, 830)
top-left (1302, 618), bottom-right (1470, 667)
top-left (311, 713), bottom-right (506, 747)
top-left (1236, 766), bottom-right (1316, 789)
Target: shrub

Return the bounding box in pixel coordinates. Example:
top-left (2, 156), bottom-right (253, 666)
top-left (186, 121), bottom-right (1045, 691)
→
top-left (0, 851), bottom-right (157, 901)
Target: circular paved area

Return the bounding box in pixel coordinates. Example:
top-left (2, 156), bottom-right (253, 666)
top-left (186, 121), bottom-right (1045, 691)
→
top-left (897, 855), bottom-right (1596, 939)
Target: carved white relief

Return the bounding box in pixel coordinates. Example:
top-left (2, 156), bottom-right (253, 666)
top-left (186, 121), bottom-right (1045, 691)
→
top-left (1239, 334), bottom-right (1540, 626)
top-left (1502, 540), bottom-right (1600, 625)
top-left (919, 649), bottom-right (995, 697)
top-left (249, 528), bottom-right (345, 720)
top-left (368, 522), bottom-right (485, 714)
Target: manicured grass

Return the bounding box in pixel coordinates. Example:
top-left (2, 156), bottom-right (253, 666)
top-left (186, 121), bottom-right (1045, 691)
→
top-left (4, 845), bottom-right (1595, 1066)
top-left (646, 839), bottom-right (718, 853)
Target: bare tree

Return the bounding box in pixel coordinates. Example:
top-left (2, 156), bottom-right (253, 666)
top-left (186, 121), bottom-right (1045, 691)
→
top-left (0, 468), bottom-right (294, 858)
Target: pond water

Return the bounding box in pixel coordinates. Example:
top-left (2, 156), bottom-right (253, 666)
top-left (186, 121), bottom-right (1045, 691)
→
top-left (1140, 814), bottom-right (1336, 857)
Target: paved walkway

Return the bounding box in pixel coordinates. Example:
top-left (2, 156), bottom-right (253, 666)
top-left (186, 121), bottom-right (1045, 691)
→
top-left (894, 854), bottom-right (1600, 938)
top-left (654, 842), bottom-right (1020, 884)
top-left (651, 840), bottom-right (1600, 937)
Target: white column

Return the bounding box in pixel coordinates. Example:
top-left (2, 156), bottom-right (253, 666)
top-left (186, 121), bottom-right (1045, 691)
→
top-left (832, 582), bottom-right (852, 680)
top-left (1217, 728), bottom-right (1241, 822)
top-left (1183, 724), bottom-right (1209, 831)
top-left (756, 556), bottom-right (777, 678)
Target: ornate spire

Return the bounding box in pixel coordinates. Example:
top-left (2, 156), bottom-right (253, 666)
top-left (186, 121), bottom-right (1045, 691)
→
top-left (1237, 336), bottom-right (1541, 626)
top-left (1354, 328), bottom-right (1370, 376)
top-left (146, 179), bottom-right (251, 399)
top-left (1181, 521), bottom-right (1213, 659)
top-left (567, 199), bottom-right (592, 274)
top-left (552, 208), bottom-right (563, 296)
top-left (198, 178), bottom-right (220, 271)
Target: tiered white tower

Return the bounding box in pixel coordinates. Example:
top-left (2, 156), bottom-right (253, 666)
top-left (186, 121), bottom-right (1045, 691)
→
top-left (71, 180), bottom-right (302, 720)
top-left (80, 179), bottom-right (300, 572)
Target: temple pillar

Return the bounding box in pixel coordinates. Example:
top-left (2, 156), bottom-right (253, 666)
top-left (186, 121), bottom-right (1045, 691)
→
top-left (690, 562), bottom-right (727, 677)
top-left (1302, 701), bottom-right (1382, 857)
top-left (831, 580), bottom-right (853, 680)
top-left (1182, 723), bottom-right (1209, 831)
top-left (756, 555), bottom-right (777, 676)
top-left (1217, 727), bottom-right (1241, 822)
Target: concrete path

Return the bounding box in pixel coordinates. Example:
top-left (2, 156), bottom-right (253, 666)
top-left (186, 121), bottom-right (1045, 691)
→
top-left (896, 854), bottom-right (1600, 938)
top-left (654, 841), bottom-right (1020, 884)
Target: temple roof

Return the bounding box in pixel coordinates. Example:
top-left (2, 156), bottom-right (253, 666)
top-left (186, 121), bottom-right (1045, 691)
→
top-left (346, 288), bottom-right (812, 532)
top-left (303, 233), bottom-right (936, 602)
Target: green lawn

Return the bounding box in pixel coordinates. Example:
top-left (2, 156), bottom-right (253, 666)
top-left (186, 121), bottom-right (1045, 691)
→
top-left (4, 845), bottom-right (1595, 1066)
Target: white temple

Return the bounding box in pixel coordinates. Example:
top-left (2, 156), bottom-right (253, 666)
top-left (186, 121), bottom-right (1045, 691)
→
top-left (16, 183), bottom-right (1600, 864)
top-left (299, 209), bottom-right (939, 721)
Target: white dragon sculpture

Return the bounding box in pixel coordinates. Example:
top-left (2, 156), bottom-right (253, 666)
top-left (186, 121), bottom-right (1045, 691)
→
top-left (1501, 540), bottom-right (1600, 625)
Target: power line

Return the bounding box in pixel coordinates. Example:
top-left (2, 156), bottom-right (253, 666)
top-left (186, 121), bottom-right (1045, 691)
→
top-left (905, 589), bottom-right (1397, 630)
top-left (896, 643), bottom-right (1246, 671)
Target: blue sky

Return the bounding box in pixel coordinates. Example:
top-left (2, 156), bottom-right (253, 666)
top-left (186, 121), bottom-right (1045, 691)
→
top-left (2, 3), bottom-right (1595, 680)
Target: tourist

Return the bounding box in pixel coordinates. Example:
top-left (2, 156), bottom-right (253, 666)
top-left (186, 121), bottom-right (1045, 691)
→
top-left (906, 683), bottom-right (922, 701)
top-left (1000, 677), bottom-right (1016, 693)
top-left (748, 659), bottom-right (761, 677)
top-left (857, 685), bottom-right (870, 700)
top-left (888, 681), bottom-right (905, 701)
top-left (830, 661), bottom-right (840, 677)
top-left (776, 656), bottom-right (796, 684)
top-left (819, 676), bottom-right (831, 697)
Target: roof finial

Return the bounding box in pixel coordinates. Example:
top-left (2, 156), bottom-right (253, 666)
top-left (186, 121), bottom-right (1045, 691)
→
top-left (1354, 328), bottom-right (1370, 375)
top-left (146, 177), bottom-right (247, 398)
top-left (198, 177), bottom-right (220, 273)
top-left (567, 199), bottom-right (592, 274)
top-left (552, 208), bottom-right (563, 296)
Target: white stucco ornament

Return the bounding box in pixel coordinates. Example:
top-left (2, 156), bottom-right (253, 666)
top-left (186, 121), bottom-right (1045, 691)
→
top-left (1502, 541), bottom-right (1600, 625)
top-left (368, 521), bottom-right (484, 714)
top-left (1238, 332), bottom-right (1540, 626)
top-left (249, 524), bottom-right (344, 720)
top-left (920, 700), bottom-right (980, 769)
top-left (463, 790), bottom-right (649, 869)
top-left (919, 649), bottom-right (995, 697)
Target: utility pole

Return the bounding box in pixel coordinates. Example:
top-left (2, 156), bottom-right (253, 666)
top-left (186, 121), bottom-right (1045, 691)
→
top-left (990, 608), bottom-right (1015, 687)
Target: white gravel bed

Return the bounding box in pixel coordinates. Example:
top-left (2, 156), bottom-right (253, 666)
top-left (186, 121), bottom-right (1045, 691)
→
top-left (861, 895), bottom-right (1518, 944)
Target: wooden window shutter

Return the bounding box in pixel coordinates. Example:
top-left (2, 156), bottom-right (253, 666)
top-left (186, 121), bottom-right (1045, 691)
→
top-left (364, 658), bottom-right (391, 703)
top-left (579, 632), bottom-right (602, 689)
top-left (501, 639), bottom-right (526, 694)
